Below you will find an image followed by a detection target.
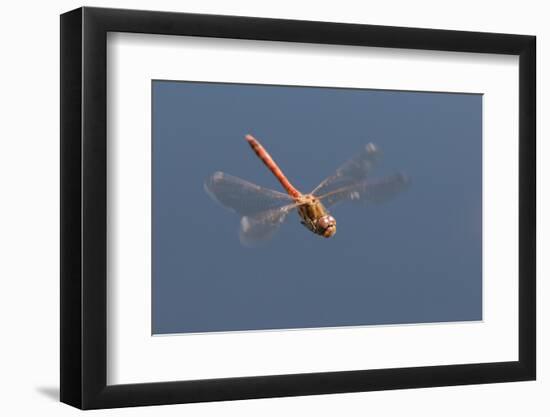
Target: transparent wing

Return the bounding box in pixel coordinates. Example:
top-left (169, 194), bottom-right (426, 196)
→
top-left (311, 143), bottom-right (380, 198)
top-left (204, 171), bottom-right (298, 245)
top-left (239, 204), bottom-right (297, 247)
top-left (205, 171), bottom-right (294, 216)
top-left (317, 173), bottom-right (410, 208)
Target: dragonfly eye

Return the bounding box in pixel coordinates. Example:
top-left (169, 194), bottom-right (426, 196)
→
top-left (318, 215), bottom-right (337, 238)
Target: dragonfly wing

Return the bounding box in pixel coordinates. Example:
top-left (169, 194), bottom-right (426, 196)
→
top-left (239, 204), bottom-right (297, 247)
top-left (205, 171), bottom-right (294, 216)
top-left (319, 173), bottom-right (410, 208)
top-left (311, 143), bottom-right (380, 197)
top-left (205, 172), bottom-right (298, 245)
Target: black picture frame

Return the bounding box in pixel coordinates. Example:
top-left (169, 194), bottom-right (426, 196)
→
top-left (60, 6), bottom-right (536, 410)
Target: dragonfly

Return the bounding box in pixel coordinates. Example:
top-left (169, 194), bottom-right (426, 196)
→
top-left (205, 134), bottom-right (409, 246)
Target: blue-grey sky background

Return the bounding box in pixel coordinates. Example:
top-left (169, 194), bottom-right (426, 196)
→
top-left (152, 80), bottom-right (482, 334)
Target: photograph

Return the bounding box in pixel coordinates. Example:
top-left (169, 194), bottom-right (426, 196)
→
top-left (152, 80), bottom-right (482, 335)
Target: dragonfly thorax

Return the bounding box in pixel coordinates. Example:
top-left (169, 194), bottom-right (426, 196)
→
top-left (297, 195), bottom-right (337, 238)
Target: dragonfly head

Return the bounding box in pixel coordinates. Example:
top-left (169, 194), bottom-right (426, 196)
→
top-left (317, 215), bottom-right (337, 238)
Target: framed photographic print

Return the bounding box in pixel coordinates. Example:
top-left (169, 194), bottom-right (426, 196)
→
top-left (60, 6), bottom-right (536, 410)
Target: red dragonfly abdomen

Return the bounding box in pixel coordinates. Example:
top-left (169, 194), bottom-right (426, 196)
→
top-left (245, 134), bottom-right (336, 238)
top-left (245, 134), bottom-right (302, 199)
